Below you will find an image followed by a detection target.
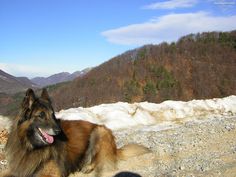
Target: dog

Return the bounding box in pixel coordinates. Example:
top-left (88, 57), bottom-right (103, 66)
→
top-left (1, 88), bottom-right (149, 177)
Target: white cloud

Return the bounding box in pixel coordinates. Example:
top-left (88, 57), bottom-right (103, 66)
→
top-left (143, 0), bottom-right (198, 10)
top-left (210, 0), bottom-right (236, 11)
top-left (0, 63), bottom-right (58, 78)
top-left (101, 12), bottom-right (236, 45)
top-left (212, 0), bottom-right (236, 5)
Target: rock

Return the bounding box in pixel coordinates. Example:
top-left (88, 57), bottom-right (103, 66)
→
top-left (225, 124), bottom-right (234, 131)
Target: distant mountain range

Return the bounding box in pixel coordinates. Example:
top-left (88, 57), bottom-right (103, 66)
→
top-left (0, 68), bottom-right (91, 94)
top-left (0, 69), bottom-right (38, 94)
top-left (31, 68), bottom-right (92, 87)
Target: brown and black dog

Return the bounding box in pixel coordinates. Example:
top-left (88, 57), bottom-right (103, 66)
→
top-left (1, 89), bottom-right (149, 177)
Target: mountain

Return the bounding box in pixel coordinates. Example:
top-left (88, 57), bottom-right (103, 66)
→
top-left (48, 31), bottom-right (236, 111)
top-left (17, 77), bottom-right (38, 87)
top-left (0, 70), bottom-right (38, 94)
top-left (0, 68), bottom-right (91, 116)
top-left (1, 31), bottom-right (236, 116)
top-left (31, 72), bottom-right (70, 87)
top-left (31, 68), bottom-right (92, 87)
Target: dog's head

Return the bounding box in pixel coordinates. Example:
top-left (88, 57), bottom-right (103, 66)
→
top-left (17, 88), bottom-right (62, 149)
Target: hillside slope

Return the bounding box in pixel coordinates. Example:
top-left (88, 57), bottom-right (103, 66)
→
top-left (0, 70), bottom-right (37, 94)
top-left (50, 31), bottom-right (236, 111)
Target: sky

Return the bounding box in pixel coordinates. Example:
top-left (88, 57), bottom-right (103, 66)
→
top-left (0, 0), bottom-right (236, 78)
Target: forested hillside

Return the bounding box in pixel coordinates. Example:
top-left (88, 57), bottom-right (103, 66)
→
top-left (49, 31), bottom-right (236, 111)
top-left (0, 31), bottom-right (235, 116)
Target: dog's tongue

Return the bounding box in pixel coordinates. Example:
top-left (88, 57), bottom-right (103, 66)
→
top-left (40, 129), bottom-right (54, 144)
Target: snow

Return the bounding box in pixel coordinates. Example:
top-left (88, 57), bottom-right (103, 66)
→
top-left (56, 95), bottom-right (236, 131)
top-left (0, 115), bottom-right (11, 131)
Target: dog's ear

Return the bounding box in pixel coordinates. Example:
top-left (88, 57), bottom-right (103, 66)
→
top-left (41, 88), bottom-right (51, 103)
top-left (22, 88), bottom-right (36, 110)
top-left (18, 89), bottom-right (36, 125)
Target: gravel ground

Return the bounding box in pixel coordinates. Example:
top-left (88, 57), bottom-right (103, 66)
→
top-left (1, 116), bottom-right (236, 177)
top-left (71, 116), bottom-right (236, 177)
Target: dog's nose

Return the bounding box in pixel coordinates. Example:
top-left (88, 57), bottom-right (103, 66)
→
top-left (53, 127), bottom-right (61, 135)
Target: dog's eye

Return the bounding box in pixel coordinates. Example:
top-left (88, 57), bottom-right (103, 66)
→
top-left (38, 112), bottom-right (45, 119)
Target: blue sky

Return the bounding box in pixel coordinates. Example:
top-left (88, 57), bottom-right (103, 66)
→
top-left (0, 0), bottom-right (236, 78)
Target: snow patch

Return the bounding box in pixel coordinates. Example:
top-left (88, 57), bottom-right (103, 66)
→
top-left (0, 115), bottom-right (11, 131)
top-left (56, 95), bottom-right (236, 131)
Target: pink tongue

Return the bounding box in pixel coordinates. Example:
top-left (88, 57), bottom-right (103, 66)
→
top-left (41, 131), bottom-right (54, 144)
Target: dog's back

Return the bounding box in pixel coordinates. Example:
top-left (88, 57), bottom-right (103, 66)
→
top-left (60, 120), bottom-right (150, 175)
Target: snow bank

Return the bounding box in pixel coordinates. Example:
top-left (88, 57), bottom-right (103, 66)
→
top-left (56, 95), bottom-right (236, 131)
top-left (0, 115), bottom-right (11, 131)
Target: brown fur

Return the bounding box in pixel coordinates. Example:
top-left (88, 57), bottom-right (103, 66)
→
top-left (1, 89), bottom-right (150, 177)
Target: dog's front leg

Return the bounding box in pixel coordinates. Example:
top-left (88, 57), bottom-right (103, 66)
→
top-left (36, 160), bottom-right (62, 177)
